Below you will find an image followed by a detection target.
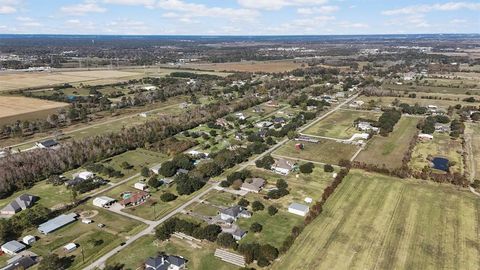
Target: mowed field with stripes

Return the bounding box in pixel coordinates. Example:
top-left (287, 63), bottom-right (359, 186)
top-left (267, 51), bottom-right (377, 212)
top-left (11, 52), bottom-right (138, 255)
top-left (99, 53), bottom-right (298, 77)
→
top-left (272, 170), bottom-right (480, 270)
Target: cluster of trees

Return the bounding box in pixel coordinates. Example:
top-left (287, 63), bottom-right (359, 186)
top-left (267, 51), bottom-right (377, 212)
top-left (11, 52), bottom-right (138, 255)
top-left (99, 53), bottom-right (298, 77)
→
top-left (0, 205), bottom-right (51, 243)
top-left (267, 179), bottom-right (289, 199)
top-left (71, 177), bottom-right (107, 194)
top-left (0, 96), bottom-right (265, 199)
top-left (255, 155), bottom-right (275, 170)
top-left (377, 109), bottom-right (402, 136)
top-left (159, 154), bottom-right (194, 177)
top-left (237, 242), bottom-right (279, 267)
top-left (155, 217), bottom-right (222, 242)
top-left (152, 137), bottom-right (198, 156)
top-left (85, 163), bottom-right (124, 178)
top-left (419, 115), bottom-right (450, 134)
top-left (299, 162), bottom-right (314, 174)
top-left (220, 170), bottom-right (251, 188)
top-left (398, 103), bottom-right (428, 115)
top-left (450, 119), bottom-right (465, 138)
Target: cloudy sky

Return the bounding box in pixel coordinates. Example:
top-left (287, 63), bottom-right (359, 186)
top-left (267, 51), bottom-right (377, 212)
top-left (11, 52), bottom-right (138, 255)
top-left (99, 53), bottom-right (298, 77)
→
top-left (0, 0), bottom-right (479, 35)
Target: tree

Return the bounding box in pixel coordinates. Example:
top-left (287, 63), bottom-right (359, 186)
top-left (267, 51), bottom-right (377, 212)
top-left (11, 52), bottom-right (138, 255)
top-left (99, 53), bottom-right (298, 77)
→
top-left (276, 179), bottom-right (288, 189)
top-left (104, 263), bottom-right (125, 270)
top-left (260, 244), bottom-right (279, 261)
top-left (255, 155), bottom-right (274, 170)
top-left (217, 233), bottom-right (238, 249)
top-left (38, 254), bottom-right (68, 270)
top-left (148, 176), bottom-right (162, 188)
top-left (299, 162), bottom-right (314, 174)
top-left (252, 201), bottom-right (264, 211)
top-left (159, 161), bottom-right (177, 177)
top-left (250, 222), bottom-right (263, 233)
top-left (267, 205), bottom-right (278, 216)
top-left (202, 224), bottom-right (222, 242)
top-left (324, 164), bottom-right (334, 172)
top-left (257, 256), bottom-right (271, 267)
top-left (141, 167), bottom-right (151, 177)
top-left (120, 161), bottom-right (133, 170)
top-left (160, 192), bottom-right (177, 202)
top-left (238, 198), bottom-right (250, 207)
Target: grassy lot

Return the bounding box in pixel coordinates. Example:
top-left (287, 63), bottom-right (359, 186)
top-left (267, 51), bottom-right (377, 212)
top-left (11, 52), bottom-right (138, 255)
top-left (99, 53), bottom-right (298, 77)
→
top-left (357, 94), bottom-right (480, 111)
top-left (27, 205), bottom-right (145, 270)
top-left (202, 190), bottom-right (240, 207)
top-left (106, 236), bottom-right (237, 270)
top-left (302, 109), bottom-right (380, 139)
top-left (465, 123), bottom-right (480, 180)
top-left (272, 170), bottom-right (480, 270)
top-left (356, 117), bottom-right (419, 169)
top-left (274, 140), bottom-right (359, 165)
top-left (410, 133), bottom-right (464, 174)
top-left (100, 148), bottom-right (169, 178)
top-left (382, 82), bottom-right (480, 95)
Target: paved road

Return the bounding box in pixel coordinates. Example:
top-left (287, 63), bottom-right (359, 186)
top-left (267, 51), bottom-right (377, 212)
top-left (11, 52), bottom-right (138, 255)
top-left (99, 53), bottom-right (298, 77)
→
top-left (84, 92), bottom-right (361, 269)
top-left (84, 183), bottom-right (217, 270)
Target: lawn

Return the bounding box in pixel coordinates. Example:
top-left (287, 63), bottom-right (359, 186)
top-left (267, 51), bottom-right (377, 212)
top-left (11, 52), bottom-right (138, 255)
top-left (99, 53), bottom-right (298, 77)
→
top-left (465, 123), bottom-right (480, 181)
top-left (100, 148), bottom-right (169, 178)
top-left (356, 117), bottom-right (419, 169)
top-left (274, 139), bottom-right (359, 165)
top-left (302, 109), bottom-right (380, 139)
top-left (357, 94), bottom-right (480, 111)
top-left (410, 133), bottom-right (464, 174)
top-left (382, 82), bottom-right (480, 95)
top-left (272, 170), bottom-right (480, 270)
top-left (202, 190), bottom-right (240, 207)
top-left (28, 205), bottom-right (145, 270)
top-left (106, 236), bottom-right (237, 270)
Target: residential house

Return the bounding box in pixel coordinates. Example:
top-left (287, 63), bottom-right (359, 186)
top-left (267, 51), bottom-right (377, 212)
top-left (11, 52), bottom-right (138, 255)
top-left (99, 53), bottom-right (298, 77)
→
top-left (0, 194), bottom-right (38, 216)
top-left (134, 182), bottom-right (148, 191)
top-left (219, 206), bottom-right (251, 222)
top-left (272, 159), bottom-right (294, 175)
top-left (231, 228), bottom-right (247, 241)
top-left (240, 178), bottom-right (265, 193)
top-left (35, 139), bottom-right (59, 149)
top-left (145, 254), bottom-right (187, 270)
top-left (235, 113), bottom-right (246, 120)
top-left (255, 121), bottom-right (273, 128)
top-left (435, 123), bottom-right (450, 133)
top-left (273, 117), bottom-right (286, 125)
top-left (151, 164), bottom-right (162, 175)
top-left (119, 191), bottom-right (150, 208)
top-left (356, 122), bottom-right (379, 133)
top-left (0, 256), bottom-right (36, 270)
top-left (252, 106), bottom-right (264, 113)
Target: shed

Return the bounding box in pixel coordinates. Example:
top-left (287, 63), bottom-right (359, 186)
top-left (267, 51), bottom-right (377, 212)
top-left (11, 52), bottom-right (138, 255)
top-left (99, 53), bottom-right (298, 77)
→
top-left (22, 235), bottom-right (36, 245)
top-left (151, 164), bottom-right (162, 175)
top-left (38, 213), bottom-right (78, 235)
top-left (1, 240), bottom-right (26, 255)
top-left (288, 202), bottom-right (310, 217)
top-left (134, 182), bottom-right (148, 191)
top-left (64, 243), bottom-right (77, 252)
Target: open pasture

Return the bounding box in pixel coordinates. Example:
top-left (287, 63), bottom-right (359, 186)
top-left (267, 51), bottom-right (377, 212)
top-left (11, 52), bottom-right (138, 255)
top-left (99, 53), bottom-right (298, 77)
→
top-left (0, 96), bottom-right (68, 125)
top-left (357, 94), bottom-right (480, 111)
top-left (302, 109), bottom-right (380, 139)
top-left (465, 123), bottom-right (480, 180)
top-left (382, 82), bottom-right (480, 95)
top-left (356, 117), bottom-right (419, 169)
top-left (182, 60), bottom-right (304, 73)
top-left (0, 70), bottom-right (142, 91)
top-left (274, 139), bottom-right (359, 165)
top-left (273, 170), bottom-right (480, 270)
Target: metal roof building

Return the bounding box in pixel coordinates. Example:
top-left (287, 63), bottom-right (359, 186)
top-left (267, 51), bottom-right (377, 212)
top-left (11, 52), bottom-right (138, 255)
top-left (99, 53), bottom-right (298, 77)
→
top-left (38, 213), bottom-right (78, 235)
top-left (1, 240), bottom-right (26, 255)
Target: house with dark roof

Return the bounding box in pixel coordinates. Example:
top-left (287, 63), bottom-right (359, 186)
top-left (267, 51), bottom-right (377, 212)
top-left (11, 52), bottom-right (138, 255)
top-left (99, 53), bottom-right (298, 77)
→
top-left (272, 158), bottom-right (295, 175)
top-left (145, 254), bottom-right (187, 270)
top-left (0, 256), bottom-right (36, 270)
top-left (219, 206), bottom-right (251, 222)
top-left (0, 194), bottom-right (38, 216)
top-left (35, 139), bottom-right (59, 149)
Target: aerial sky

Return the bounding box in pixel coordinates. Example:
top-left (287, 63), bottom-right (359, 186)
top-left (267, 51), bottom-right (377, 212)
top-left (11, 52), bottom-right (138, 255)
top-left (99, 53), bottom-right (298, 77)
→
top-left (0, 0), bottom-right (479, 35)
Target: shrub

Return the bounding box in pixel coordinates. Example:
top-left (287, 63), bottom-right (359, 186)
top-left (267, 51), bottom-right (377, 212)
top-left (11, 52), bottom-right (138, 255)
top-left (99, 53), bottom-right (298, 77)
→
top-left (267, 205), bottom-right (278, 216)
top-left (252, 201), bottom-right (264, 211)
top-left (160, 192), bottom-right (177, 202)
top-left (324, 164), bottom-right (334, 172)
top-left (250, 222), bottom-right (263, 233)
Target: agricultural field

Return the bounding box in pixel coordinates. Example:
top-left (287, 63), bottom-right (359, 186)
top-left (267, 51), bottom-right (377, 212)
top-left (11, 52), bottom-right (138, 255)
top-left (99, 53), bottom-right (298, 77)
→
top-left (182, 60), bottom-right (304, 73)
top-left (106, 236), bottom-right (236, 270)
top-left (356, 117), bottom-right (420, 169)
top-left (382, 82), bottom-right (480, 95)
top-left (410, 133), bottom-right (464, 174)
top-left (274, 140), bottom-right (359, 165)
top-left (0, 96), bottom-right (68, 125)
top-left (272, 170), bottom-right (480, 270)
top-left (302, 109), bottom-right (380, 139)
top-left (0, 70), bottom-right (143, 92)
top-left (465, 123), bottom-right (480, 180)
top-left (26, 205), bottom-right (146, 270)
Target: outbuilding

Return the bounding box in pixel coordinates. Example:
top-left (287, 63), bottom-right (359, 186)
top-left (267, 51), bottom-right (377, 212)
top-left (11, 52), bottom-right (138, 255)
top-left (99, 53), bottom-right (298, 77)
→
top-left (288, 202), bottom-right (310, 217)
top-left (134, 182), bottom-right (148, 191)
top-left (1, 240), bottom-right (26, 255)
top-left (92, 196), bottom-right (116, 208)
top-left (22, 235), bottom-right (36, 245)
top-left (64, 243), bottom-right (77, 253)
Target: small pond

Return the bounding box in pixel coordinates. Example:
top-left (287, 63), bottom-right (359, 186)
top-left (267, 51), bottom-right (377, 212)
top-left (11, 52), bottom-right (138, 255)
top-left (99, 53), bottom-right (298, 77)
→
top-left (432, 157), bottom-right (450, 172)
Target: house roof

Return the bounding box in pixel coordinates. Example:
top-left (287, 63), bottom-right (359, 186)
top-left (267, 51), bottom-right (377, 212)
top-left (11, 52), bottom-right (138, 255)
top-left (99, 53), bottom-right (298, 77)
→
top-left (273, 159), bottom-right (293, 170)
top-left (66, 177), bottom-right (87, 186)
top-left (1, 241), bottom-right (26, 253)
top-left (0, 256), bottom-right (36, 270)
top-left (168, 255), bottom-right (187, 267)
top-left (220, 205), bottom-right (247, 218)
top-left (288, 202), bottom-right (309, 213)
top-left (38, 213), bottom-right (78, 234)
top-left (231, 228), bottom-right (246, 238)
top-left (119, 191), bottom-right (149, 206)
top-left (38, 139), bottom-right (58, 148)
top-left (145, 255), bottom-right (186, 269)
top-left (93, 196), bottom-right (116, 206)
top-left (1, 194), bottom-right (37, 213)
top-left (241, 178), bottom-right (265, 192)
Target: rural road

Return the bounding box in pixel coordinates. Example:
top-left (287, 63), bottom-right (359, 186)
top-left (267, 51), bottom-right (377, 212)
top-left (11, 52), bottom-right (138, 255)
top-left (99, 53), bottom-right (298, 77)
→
top-left (6, 102), bottom-right (181, 150)
top-left (84, 92), bottom-right (360, 269)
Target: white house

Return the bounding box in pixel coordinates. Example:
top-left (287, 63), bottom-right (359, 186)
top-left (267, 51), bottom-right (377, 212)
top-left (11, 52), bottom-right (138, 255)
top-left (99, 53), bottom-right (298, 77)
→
top-left (356, 122), bottom-right (379, 133)
top-left (418, 133), bottom-right (434, 140)
top-left (134, 182), bottom-right (148, 191)
top-left (73, 171), bottom-right (94, 180)
top-left (288, 203), bottom-right (310, 217)
top-left (272, 159), bottom-right (294, 175)
top-left (219, 206), bottom-right (251, 222)
top-left (22, 235), bottom-right (36, 245)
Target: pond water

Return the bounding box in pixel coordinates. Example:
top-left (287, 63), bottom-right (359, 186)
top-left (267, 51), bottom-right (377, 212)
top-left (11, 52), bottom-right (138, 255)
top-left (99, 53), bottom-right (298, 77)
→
top-left (432, 157), bottom-right (450, 172)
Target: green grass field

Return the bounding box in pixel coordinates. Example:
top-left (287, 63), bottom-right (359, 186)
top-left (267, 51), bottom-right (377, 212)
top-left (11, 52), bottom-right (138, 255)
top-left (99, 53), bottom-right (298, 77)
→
top-left (356, 117), bottom-right (419, 169)
top-left (274, 140), bottom-right (359, 165)
top-left (106, 236), bottom-right (236, 270)
top-left (357, 94), bottom-right (480, 111)
top-left (382, 82), bottom-right (480, 95)
top-left (272, 170), bottom-right (480, 270)
top-left (100, 148), bottom-right (169, 178)
top-left (465, 123), bottom-right (480, 180)
top-left (302, 109), bottom-right (380, 139)
top-left (410, 133), bottom-right (464, 174)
